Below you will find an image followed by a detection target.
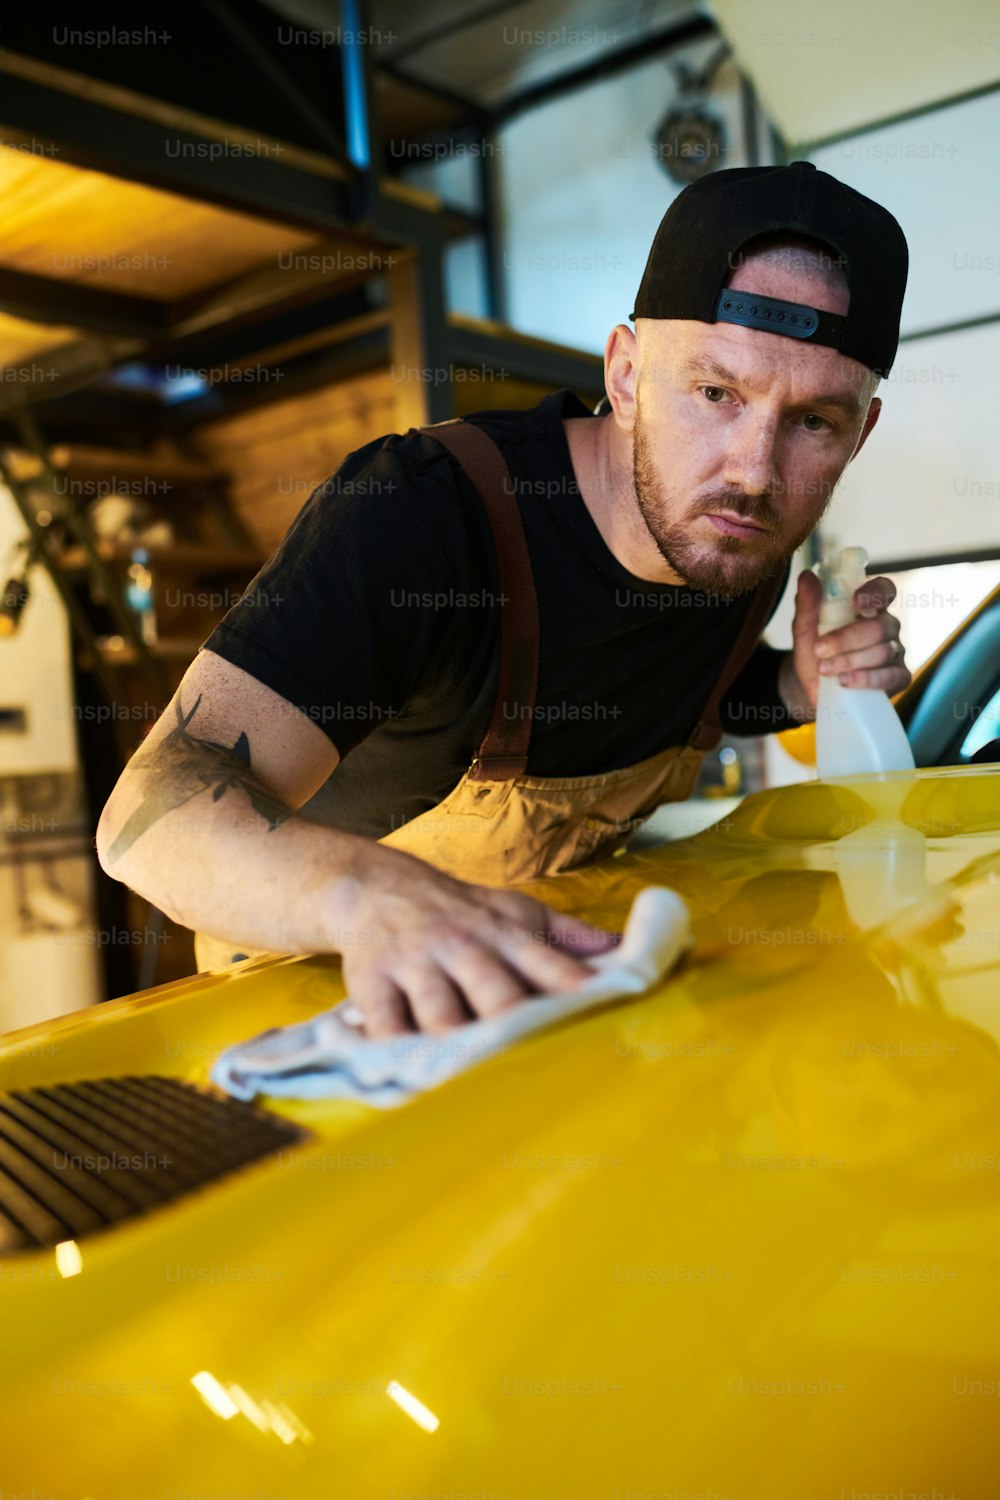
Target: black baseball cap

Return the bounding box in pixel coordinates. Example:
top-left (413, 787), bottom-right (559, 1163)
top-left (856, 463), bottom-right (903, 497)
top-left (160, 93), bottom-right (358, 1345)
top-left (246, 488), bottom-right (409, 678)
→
top-left (630, 161), bottom-right (908, 377)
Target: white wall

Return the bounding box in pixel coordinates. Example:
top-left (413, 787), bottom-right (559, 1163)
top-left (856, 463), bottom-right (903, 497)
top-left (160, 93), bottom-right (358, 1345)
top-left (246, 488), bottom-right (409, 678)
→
top-left (0, 486), bottom-right (77, 775)
top-left (809, 90), bottom-right (1000, 567)
top-left (0, 485), bottom-right (102, 1029)
top-left (820, 321), bottom-right (1000, 567)
top-left (497, 39), bottom-right (774, 352)
top-left (811, 90), bottom-right (1000, 338)
top-left (401, 33), bottom-right (776, 339)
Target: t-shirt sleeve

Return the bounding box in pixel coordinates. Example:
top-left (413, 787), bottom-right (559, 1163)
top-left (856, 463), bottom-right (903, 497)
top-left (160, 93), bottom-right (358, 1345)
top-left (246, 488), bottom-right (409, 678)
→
top-left (201, 434), bottom-right (464, 759)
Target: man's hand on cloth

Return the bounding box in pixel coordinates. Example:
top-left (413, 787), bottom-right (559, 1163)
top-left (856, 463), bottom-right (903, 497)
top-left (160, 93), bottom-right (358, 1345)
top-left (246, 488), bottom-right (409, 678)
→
top-left (332, 845), bottom-right (620, 1036)
top-left (778, 567), bottom-right (912, 722)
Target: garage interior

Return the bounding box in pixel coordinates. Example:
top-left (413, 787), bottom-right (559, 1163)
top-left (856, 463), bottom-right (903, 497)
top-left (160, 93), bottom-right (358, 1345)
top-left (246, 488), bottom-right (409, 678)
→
top-left (0, 0), bottom-right (998, 1018)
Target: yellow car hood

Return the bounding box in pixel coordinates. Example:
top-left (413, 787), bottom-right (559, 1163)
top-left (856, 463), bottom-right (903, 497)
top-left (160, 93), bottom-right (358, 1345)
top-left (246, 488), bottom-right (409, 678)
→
top-left (2, 765), bottom-right (1000, 1498)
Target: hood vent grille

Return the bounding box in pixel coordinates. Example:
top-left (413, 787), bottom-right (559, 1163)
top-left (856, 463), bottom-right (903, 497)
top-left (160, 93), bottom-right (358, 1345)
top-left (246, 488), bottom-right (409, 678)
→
top-left (0, 1074), bottom-right (307, 1255)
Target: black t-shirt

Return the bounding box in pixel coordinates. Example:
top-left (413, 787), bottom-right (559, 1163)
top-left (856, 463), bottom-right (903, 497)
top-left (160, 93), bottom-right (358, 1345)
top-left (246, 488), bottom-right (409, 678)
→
top-left (204, 389), bottom-right (795, 838)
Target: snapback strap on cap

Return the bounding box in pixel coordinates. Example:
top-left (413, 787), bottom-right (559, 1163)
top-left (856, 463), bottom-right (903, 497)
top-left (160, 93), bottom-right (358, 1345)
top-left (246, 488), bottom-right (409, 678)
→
top-left (714, 290), bottom-right (845, 349)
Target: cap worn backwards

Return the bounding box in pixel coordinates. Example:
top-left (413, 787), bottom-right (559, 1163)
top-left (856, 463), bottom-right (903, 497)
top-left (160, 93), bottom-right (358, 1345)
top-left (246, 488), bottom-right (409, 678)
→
top-left (630, 161), bottom-right (908, 377)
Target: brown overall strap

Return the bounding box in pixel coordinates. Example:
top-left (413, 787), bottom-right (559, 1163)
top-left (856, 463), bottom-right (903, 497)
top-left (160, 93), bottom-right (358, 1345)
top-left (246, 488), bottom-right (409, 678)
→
top-left (687, 568), bottom-right (787, 752)
top-left (414, 419), bottom-right (539, 780)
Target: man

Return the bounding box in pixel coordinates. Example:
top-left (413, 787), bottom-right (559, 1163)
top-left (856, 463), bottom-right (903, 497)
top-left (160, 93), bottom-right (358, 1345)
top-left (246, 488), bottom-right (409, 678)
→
top-left (97, 161), bottom-right (911, 1034)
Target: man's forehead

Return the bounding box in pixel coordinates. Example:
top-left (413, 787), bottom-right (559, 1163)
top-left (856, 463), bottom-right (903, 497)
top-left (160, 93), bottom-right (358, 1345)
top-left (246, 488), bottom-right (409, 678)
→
top-left (639, 317), bottom-right (874, 406)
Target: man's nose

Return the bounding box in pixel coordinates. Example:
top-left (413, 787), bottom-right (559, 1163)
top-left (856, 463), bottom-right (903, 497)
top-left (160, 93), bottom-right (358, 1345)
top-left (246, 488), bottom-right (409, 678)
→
top-left (722, 415), bottom-right (780, 498)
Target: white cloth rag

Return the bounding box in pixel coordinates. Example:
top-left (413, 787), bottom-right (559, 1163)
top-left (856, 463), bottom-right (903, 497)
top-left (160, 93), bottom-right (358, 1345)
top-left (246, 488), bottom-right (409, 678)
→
top-left (211, 886), bottom-right (690, 1107)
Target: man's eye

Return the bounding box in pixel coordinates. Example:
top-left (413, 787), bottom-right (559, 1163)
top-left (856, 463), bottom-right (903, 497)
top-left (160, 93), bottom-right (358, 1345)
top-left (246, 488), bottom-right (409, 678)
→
top-left (801, 412), bottom-right (831, 432)
top-left (701, 386), bottom-right (729, 403)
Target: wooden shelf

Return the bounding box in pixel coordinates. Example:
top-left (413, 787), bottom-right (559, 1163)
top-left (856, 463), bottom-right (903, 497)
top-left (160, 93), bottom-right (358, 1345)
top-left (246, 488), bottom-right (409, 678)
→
top-left (56, 540), bottom-right (261, 573)
top-left (95, 635), bottom-right (204, 665)
top-left (5, 445), bottom-right (225, 487)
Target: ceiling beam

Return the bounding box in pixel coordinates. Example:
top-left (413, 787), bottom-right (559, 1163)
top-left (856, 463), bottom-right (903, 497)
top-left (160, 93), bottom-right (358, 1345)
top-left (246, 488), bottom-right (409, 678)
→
top-left (200, 0), bottom-right (350, 161)
top-left (166, 323), bottom-right (392, 432)
top-left (793, 76), bottom-right (1000, 155)
top-left (0, 334), bottom-right (145, 415)
top-left (0, 250), bottom-right (385, 410)
top-left (446, 315), bottom-right (603, 393)
top-left (0, 48), bottom-right (357, 235)
top-left (165, 241), bottom-right (395, 339)
top-left (376, 58), bottom-right (486, 125)
top-left (0, 267), bottom-right (171, 339)
top-left (496, 14), bottom-right (717, 122)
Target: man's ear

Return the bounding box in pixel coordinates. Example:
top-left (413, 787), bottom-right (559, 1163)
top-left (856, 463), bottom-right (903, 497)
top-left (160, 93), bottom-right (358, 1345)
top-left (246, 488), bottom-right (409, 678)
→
top-left (849, 394), bottom-right (881, 462)
top-left (604, 323), bottom-right (639, 431)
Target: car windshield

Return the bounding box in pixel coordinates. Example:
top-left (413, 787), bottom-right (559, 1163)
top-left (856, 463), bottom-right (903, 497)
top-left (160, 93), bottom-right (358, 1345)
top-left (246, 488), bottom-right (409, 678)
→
top-left (960, 684), bottom-right (1000, 761)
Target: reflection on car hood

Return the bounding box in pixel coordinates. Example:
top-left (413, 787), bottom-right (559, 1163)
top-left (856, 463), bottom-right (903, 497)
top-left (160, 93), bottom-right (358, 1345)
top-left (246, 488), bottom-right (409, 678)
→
top-left (2, 764), bottom-right (1000, 1497)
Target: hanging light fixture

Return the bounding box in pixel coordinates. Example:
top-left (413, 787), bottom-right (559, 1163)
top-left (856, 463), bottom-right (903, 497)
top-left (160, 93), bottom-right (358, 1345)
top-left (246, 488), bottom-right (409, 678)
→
top-left (652, 42), bottom-right (731, 186)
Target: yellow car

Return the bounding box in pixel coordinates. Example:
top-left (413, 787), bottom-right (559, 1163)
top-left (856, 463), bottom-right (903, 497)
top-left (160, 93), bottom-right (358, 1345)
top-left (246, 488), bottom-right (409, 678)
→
top-left (2, 752), bottom-right (999, 1497)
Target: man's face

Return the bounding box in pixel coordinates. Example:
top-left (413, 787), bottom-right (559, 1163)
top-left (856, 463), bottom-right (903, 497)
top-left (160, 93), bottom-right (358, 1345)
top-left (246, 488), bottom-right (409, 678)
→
top-left (630, 256), bottom-right (879, 596)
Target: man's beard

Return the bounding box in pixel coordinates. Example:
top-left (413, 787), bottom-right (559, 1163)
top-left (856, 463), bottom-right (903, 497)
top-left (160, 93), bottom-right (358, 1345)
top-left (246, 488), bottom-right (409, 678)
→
top-left (632, 406), bottom-right (832, 597)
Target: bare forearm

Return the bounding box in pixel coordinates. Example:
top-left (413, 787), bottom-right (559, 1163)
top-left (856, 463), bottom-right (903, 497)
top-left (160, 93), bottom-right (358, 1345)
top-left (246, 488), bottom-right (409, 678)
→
top-left (96, 701), bottom-right (379, 954)
top-left (101, 791), bottom-right (378, 954)
top-left (94, 674), bottom-right (619, 1029)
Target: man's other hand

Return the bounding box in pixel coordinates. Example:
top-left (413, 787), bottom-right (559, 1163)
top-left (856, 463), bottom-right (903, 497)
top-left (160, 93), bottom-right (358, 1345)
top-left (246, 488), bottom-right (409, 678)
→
top-left (781, 567), bottom-right (911, 718)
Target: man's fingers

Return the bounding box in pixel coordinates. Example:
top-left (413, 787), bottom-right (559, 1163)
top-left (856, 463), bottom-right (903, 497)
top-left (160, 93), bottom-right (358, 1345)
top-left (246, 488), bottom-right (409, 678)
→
top-left (816, 615), bottom-right (900, 662)
top-left (338, 877), bottom-right (625, 1037)
top-left (395, 965), bottom-right (473, 1034)
top-left (544, 909), bottom-right (621, 957)
top-left (350, 973), bottom-right (413, 1038)
top-left (792, 570), bottom-right (823, 642)
top-left (436, 934), bottom-right (532, 1019)
top-left (818, 609), bottom-right (910, 688)
top-left (494, 923), bottom-right (600, 996)
top-left (836, 665), bottom-right (911, 693)
top-left (854, 575), bottom-right (896, 616)
top-left (820, 639), bottom-right (906, 675)
top-left (489, 905), bottom-right (618, 993)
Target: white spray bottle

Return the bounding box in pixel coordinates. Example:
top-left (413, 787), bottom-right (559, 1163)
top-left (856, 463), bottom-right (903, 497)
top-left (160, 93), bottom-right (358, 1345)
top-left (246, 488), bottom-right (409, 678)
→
top-left (815, 546), bottom-right (915, 779)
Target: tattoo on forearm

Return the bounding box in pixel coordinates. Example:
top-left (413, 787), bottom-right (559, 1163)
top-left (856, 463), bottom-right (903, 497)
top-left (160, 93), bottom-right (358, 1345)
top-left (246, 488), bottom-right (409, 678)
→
top-left (107, 694), bottom-right (291, 864)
